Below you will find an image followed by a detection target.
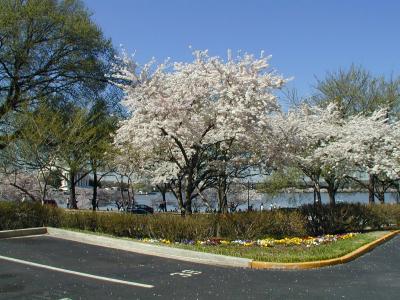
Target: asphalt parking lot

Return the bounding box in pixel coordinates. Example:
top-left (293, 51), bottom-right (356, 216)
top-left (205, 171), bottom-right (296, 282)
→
top-left (0, 234), bottom-right (399, 300)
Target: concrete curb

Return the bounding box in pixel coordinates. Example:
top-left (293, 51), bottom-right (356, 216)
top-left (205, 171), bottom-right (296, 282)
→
top-left (0, 227), bottom-right (47, 239)
top-left (250, 230), bottom-right (400, 270)
top-left (46, 227), bottom-right (251, 268)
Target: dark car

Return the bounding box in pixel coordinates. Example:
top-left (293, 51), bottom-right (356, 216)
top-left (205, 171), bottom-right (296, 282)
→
top-left (130, 208), bottom-right (150, 214)
top-left (129, 204), bottom-right (154, 214)
top-left (43, 199), bottom-right (58, 207)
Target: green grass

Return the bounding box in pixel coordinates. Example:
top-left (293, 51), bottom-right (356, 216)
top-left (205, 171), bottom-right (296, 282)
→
top-left (59, 227), bottom-right (390, 263)
top-left (157, 231), bottom-right (389, 263)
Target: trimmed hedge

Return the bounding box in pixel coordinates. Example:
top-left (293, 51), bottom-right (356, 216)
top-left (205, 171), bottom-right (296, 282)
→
top-left (215, 210), bottom-right (306, 239)
top-left (301, 203), bottom-right (400, 235)
top-left (58, 210), bottom-right (307, 240)
top-left (0, 201), bottom-right (399, 241)
top-left (0, 201), bottom-right (62, 230)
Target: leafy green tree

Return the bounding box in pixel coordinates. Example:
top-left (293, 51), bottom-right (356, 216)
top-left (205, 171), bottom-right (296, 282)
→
top-left (14, 101), bottom-right (100, 208)
top-left (258, 168), bottom-right (304, 195)
top-left (0, 0), bottom-right (115, 148)
top-left (86, 99), bottom-right (119, 210)
top-left (314, 65), bottom-right (400, 118)
top-left (52, 104), bottom-right (97, 209)
top-left (0, 102), bottom-right (63, 203)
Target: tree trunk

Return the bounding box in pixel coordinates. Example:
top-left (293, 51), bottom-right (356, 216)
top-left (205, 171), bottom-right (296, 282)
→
top-left (161, 189), bottom-right (167, 212)
top-left (325, 176), bottom-right (338, 207)
top-left (39, 170), bottom-right (49, 204)
top-left (130, 188), bottom-right (135, 208)
top-left (327, 188), bottom-right (335, 207)
top-left (218, 177), bottom-right (228, 214)
top-left (377, 191), bottom-right (385, 204)
top-left (41, 181), bottom-right (48, 204)
top-left (127, 176), bottom-right (137, 209)
top-left (156, 184), bottom-right (168, 212)
top-left (178, 197), bottom-right (185, 216)
top-left (69, 171), bottom-right (78, 209)
top-left (119, 175), bottom-right (125, 210)
top-left (92, 170), bottom-right (98, 211)
top-left (184, 186), bottom-right (193, 215)
top-left (184, 199), bottom-right (192, 215)
top-left (174, 180), bottom-right (185, 216)
top-left (115, 200), bottom-right (121, 210)
top-left (313, 180), bottom-right (322, 205)
top-left (184, 172), bottom-right (194, 216)
top-left (127, 181), bottom-right (131, 209)
top-left (315, 189), bottom-right (321, 205)
top-left (368, 174), bottom-right (375, 203)
top-left (221, 193), bottom-right (228, 214)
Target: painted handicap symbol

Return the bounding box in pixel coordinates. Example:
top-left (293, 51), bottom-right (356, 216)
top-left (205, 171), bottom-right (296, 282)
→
top-left (170, 269), bottom-right (202, 277)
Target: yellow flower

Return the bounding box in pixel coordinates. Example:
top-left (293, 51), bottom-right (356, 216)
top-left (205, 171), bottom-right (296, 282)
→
top-left (274, 239), bottom-right (286, 245)
top-left (258, 239), bottom-right (274, 247)
top-left (340, 233), bottom-right (356, 240)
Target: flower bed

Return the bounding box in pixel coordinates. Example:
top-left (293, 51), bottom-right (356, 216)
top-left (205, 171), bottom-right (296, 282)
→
top-left (141, 233), bottom-right (357, 248)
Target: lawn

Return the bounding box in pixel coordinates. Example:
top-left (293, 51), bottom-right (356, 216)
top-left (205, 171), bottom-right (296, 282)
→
top-left (155, 231), bottom-right (389, 263)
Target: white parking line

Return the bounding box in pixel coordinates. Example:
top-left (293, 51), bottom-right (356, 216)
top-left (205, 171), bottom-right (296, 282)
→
top-left (0, 255), bottom-right (154, 289)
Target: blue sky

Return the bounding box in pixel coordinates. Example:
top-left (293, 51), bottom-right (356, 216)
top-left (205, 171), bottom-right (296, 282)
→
top-left (84, 0), bottom-right (400, 105)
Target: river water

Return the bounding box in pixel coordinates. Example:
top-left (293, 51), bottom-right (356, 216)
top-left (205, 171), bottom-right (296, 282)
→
top-left (98, 191), bottom-right (400, 211)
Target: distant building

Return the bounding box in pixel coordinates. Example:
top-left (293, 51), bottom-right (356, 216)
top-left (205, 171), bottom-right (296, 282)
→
top-left (60, 171), bottom-right (91, 190)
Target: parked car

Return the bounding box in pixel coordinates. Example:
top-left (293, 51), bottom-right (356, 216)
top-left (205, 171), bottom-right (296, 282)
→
top-left (130, 208), bottom-right (150, 214)
top-left (43, 199), bottom-right (58, 207)
top-left (129, 204), bottom-right (154, 214)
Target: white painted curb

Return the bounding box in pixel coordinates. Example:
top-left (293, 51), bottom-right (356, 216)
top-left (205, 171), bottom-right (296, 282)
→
top-left (0, 227), bottom-right (47, 239)
top-left (47, 227), bottom-right (251, 268)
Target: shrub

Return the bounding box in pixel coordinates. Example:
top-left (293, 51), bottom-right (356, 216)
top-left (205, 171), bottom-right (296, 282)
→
top-left (0, 201), bottom-right (62, 230)
top-left (0, 201), bottom-right (399, 241)
top-left (216, 210), bottom-right (307, 239)
top-left (60, 211), bottom-right (215, 241)
top-left (366, 204), bottom-right (400, 229)
top-left (300, 203), bottom-right (400, 235)
top-left (58, 210), bottom-right (307, 240)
